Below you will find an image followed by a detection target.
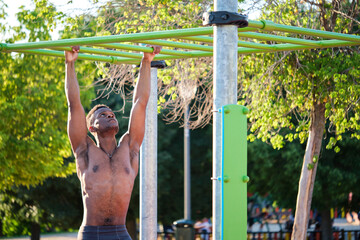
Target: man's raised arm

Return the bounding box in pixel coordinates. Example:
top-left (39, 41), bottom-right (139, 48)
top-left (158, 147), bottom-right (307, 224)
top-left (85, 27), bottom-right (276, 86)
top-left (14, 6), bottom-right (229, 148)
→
top-left (127, 46), bottom-right (161, 151)
top-left (65, 46), bottom-right (88, 153)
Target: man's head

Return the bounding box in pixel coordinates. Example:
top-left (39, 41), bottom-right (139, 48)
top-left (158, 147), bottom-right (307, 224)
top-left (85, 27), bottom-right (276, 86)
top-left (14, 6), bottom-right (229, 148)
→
top-left (86, 104), bottom-right (119, 136)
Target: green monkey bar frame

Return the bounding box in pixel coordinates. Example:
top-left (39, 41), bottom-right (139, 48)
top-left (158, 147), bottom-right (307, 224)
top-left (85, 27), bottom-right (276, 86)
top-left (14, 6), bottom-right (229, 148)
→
top-left (1, 20), bottom-right (360, 64)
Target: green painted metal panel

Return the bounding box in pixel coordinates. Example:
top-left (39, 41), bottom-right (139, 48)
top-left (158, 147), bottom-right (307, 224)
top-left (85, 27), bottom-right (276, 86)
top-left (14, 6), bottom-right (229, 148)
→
top-left (221, 104), bottom-right (249, 240)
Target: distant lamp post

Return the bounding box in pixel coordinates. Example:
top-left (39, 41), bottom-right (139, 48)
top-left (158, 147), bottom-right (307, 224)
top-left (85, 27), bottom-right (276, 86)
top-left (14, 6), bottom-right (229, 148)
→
top-left (179, 79), bottom-right (197, 221)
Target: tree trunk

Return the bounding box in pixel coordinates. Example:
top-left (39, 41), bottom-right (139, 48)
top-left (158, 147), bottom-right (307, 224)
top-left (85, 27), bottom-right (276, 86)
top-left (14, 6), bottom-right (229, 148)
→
top-left (291, 103), bottom-right (325, 240)
top-left (126, 218), bottom-right (138, 240)
top-left (321, 209), bottom-right (332, 240)
top-left (0, 218), bottom-right (3, 237)
top-left (30, 222), bottom-right (40, 240)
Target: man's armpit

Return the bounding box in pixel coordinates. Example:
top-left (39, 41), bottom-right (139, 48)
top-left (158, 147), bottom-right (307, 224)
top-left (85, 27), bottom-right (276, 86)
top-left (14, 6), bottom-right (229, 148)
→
top-left (130, 150), bottom-right (139, 162)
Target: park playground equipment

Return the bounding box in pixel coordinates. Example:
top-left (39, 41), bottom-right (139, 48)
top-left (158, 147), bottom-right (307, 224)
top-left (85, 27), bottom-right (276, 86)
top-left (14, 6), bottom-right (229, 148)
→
top-left (2, 1), bottom-right (360, 239)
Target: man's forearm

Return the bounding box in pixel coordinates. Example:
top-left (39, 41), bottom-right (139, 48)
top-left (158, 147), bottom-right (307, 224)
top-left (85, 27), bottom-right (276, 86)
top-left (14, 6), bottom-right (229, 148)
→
top-left (65, 62), bottom-right (81, 107)
top-left (133, 58), bottom-right (151, 105)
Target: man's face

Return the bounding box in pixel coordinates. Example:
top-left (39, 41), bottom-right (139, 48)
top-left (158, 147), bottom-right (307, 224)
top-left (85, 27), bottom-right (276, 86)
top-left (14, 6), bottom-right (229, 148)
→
top-left (91, 108), bottom-right (119, 134)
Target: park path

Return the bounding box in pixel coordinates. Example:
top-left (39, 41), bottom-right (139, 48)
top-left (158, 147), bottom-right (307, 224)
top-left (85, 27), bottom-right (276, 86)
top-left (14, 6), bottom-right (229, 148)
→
top-left (2, 232), bottom-right (77, 240)
top-left (2, 218), bottom-right (359, 240)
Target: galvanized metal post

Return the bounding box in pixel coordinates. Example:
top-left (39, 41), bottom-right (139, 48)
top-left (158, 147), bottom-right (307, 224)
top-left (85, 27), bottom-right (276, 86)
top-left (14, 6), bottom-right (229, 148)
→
top-left (140, 67), bottom-right (158, 240)
top-left (213, 0), bottom-right (239, 239)
top-left (184, 104), bottom-right (191, 220)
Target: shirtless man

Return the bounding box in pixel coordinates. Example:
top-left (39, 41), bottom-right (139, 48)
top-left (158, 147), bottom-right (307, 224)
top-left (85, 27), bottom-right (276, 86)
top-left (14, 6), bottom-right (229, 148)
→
top-left (64, 45), bottom-right (161, 240)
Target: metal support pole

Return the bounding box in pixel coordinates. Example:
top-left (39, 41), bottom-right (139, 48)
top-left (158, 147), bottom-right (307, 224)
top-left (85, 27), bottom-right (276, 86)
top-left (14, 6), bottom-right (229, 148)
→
top-left (184, 104), bottom-right (191, 220)
top-left (212, 0), bottom-right (238, 239)
top-left (140, 67), bottom-right (158, 240)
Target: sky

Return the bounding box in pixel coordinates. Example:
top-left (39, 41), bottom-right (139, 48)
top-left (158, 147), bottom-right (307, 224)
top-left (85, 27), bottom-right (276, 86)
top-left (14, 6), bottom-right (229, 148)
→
top-left (2, 0), bottom-right (107, 40)
top-left (2, 0), bottom-right (261, 41)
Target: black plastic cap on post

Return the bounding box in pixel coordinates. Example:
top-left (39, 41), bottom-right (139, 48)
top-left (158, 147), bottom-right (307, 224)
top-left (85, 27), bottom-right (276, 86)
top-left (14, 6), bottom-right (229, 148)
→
top-left (202, 11), bottom-right (248, 28)
top-left (136, 60), bottom-right (167, 69)
top-left (151, 60), bottom-right (167, 69)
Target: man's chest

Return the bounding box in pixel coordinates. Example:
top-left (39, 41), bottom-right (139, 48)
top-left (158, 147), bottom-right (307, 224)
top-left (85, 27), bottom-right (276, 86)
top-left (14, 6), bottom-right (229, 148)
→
top-left (80, 158), bottom-right (136, 195)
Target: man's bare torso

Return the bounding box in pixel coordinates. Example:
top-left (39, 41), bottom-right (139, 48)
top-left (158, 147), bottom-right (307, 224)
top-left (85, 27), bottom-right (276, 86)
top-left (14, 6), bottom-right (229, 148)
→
top-left (75, 134), bottom-right (138, 226)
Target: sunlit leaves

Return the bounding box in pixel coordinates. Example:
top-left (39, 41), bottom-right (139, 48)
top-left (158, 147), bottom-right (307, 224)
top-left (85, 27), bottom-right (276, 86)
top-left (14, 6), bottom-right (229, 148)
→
top-left (0, 0), bottom-right (94, 189)
top-left (241, 0), bottom-right (360, 150)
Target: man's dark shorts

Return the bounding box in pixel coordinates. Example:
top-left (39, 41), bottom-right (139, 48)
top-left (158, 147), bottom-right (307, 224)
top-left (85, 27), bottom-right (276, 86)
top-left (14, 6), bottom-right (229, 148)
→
top-left (78, 225), bottom-right (132, 240)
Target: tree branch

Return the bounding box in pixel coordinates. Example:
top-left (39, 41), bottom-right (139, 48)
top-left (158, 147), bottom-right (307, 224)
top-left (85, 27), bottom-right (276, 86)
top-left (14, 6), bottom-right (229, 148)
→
top-left (331, 9), bottom-right (360, 26)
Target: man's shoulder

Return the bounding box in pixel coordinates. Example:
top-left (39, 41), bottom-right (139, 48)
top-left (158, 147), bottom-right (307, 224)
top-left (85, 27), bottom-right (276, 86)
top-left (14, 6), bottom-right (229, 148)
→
top-left (119, 132), bottom-right (130, 144)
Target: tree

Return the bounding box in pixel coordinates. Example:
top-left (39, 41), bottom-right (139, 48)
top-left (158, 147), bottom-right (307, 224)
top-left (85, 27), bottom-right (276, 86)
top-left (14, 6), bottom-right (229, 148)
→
top-left (0, 0), bottom-right (95, 238)
top-left (0, 0), bottom-right (94, 189)
top-left (0, 170), bottom-right (83, 238)
top-left (240, 0), bottom-right (360, 239)
top-left (248, 133), bottom-right (360, 238)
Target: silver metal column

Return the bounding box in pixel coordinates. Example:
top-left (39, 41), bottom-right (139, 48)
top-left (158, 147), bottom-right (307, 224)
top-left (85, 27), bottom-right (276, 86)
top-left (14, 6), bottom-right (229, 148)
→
top-left (140, 67), bottom-right (158, 240)
top-left (184, 104), bottom-right (191, 220)
top-left (213, 0), bottom-right (239, 239)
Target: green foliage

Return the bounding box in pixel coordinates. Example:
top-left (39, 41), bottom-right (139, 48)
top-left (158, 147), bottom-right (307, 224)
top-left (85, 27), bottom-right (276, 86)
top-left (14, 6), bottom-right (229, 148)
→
top-left (248, 134), bottom-right (360, 211)
top-left (0, 0), bottom-right (95, 189)
top-left (240, 0), bottom-right (360, 150)
top-left (313, 135), bottom-right (360, 210)
top-left (248, 139), bottom-right (303, 209)
top-left (0, 0), bottom-right (97, 236)
top-left (0, 172), bottom-right (82, 236)
top-left (15, 0), bottom-right (65, 42)
top-left (0, 1), bottom-right (68, 188)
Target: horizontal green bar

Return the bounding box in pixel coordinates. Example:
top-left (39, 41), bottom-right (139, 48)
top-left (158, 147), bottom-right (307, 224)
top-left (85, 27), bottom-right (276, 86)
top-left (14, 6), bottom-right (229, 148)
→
top-left (237, 27), bottom-right (259, 32)
top-left (237, 39), bottom-right (360, 55)
top-left (238, 32), bottom-right (319, 46)
top-left (0, 27), bottom-right (214, 51)
top-left (51, 46), bottom-right (143, 59)
top-left (135, 39), bottom-right (213, 52)
top-left (248, 20), bottom-right (360, 43)
top-left (15, 48), bottom-right (211, 64)
top-left (245, 20), bottom-right (264, 29)
top-left (180, 35), bottom-right (275, 50)
top-left (96, 43), bottom-right (152, 52)
top-left (95, 43), bottom-right (195, 57)
top-left (16, 49), bottom-right (140, 64)
top-left (237, 40), bottom-right (275, 50)
top-left (152, 50), bottom-right (211, 60)
top-left (178, 27), bottom-right (257, 42)
top-left (180, 36), bottom-right (213, 43)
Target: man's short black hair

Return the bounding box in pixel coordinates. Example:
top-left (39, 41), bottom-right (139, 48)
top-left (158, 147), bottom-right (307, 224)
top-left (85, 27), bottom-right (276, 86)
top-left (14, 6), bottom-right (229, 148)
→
top-left (86, 104), bottom-right (111, 129)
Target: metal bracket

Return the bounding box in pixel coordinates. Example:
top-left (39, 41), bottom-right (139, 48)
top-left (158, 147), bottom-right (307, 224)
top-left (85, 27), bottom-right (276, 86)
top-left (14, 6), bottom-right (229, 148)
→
top-left (211, 176), bottom-right (222, 181)
top-left (202, 11), bottom-right (248, 28)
